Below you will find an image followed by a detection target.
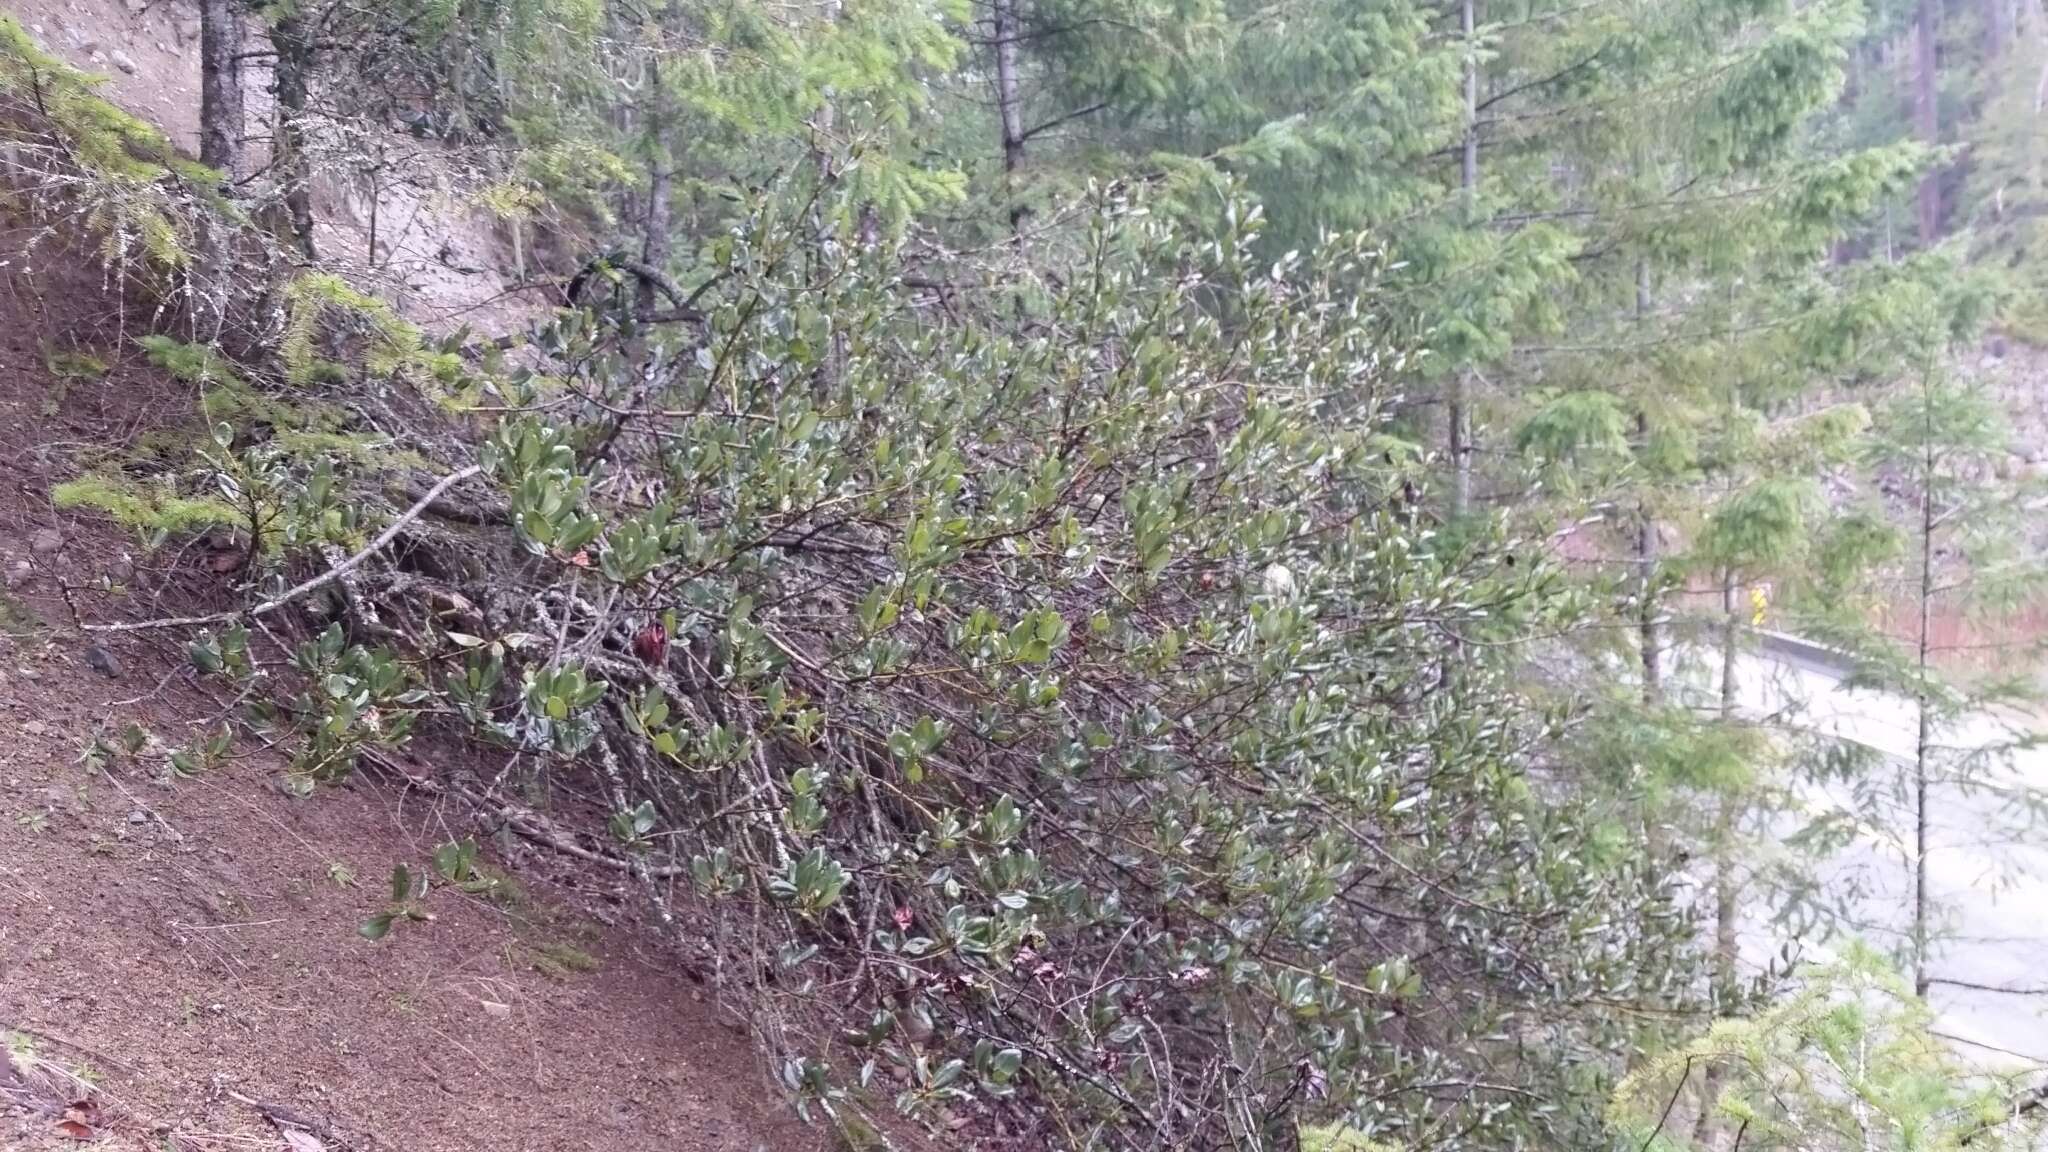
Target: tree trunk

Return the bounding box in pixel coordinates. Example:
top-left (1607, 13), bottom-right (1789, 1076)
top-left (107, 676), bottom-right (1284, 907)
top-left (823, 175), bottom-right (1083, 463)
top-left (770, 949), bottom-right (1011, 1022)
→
top-left (811, 0), bottom-right (840, 190)
top-left (1912, 409), bottom-right (1937, 999)
top-left (628, 1), bottom-right (678, 385)
top-left (1915, 0), bottom-right (1942, 246)
top-left (1713, 804), bottom-right (1739, 986)
top-left (1913, 656), bottom-right (1932, 999)
top-left (1719, 570), bottom-right (1739, 718)
top-left (638, 57), bottom-right (674, 318)
top-left (1449, 0), bottom-right (1480, 517)
top-left (1693, 569), bottom-right (1742, 1144)
top-left (271, 11), bottom-right (317, 261)
top-left (1634, 478), bottom-right (1660, 699)
top-left (1696, 794), bottom-right (1741, 1138)
top-left (192, 0), bottom-right (244, 341)
top-left (1461, 0), bottom-right (1479, 198)
top-left (198, 0), bottom-right (242, 178)
top-left (1449, 374), bottom-right (1473, 516)
top-left (993, 0), bottom-right (1027, 230)
top-left (1635, 262), bottom-right (1660, 706)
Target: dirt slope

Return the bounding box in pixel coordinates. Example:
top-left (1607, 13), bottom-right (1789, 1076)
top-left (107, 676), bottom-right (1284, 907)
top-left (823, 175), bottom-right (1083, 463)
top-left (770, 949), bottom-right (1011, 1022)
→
top-left (0, 281), bottom-right (813, 1150)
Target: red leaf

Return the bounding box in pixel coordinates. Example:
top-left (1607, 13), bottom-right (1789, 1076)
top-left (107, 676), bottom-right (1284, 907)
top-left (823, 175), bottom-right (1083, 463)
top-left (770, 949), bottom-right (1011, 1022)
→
top-left (631, 622), bottom-right (668, 666)
top-left (891, 906), bottom-right (913, 931)
top-left (54, 1118), bottom-right (94, 1140)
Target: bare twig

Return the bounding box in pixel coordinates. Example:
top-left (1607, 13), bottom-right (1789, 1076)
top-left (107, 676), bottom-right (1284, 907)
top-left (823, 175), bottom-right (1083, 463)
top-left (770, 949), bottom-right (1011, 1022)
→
top-left (1641, 1056), bottom-right (1696, 1152)
top-left (84, 464), bottom-right (482, 633)
top-left (226, 1088), bottom-right (377, 1151)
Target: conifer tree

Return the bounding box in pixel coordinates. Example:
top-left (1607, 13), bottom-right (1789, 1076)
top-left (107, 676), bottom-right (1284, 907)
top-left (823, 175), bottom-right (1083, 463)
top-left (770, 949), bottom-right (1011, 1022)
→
top-left (1819, 261), bottom-right (2048, 1000)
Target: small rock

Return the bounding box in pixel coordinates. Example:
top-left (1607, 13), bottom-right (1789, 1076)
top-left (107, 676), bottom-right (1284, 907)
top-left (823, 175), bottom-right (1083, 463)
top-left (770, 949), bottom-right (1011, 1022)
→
top-left (124, 0), bottom-right (148, 13)
top-left (84, 645), bottom-right (121, 679)
top-left (110, 50), bottom-right (139, 75)
top-left (22, 720), bottom-right (47, 736)
top-left (5, 561), bottom-right (30, 589)
top-left (16, 667), bottom-right (39, 681)
top-left (29, 528), bottom-right (62, 556)
top-left (175, 16), bottom-right (200, 44)
top-left (108, 554), bottom-right (135, 582)
top-left (127, 809), bottom-right (148, 825)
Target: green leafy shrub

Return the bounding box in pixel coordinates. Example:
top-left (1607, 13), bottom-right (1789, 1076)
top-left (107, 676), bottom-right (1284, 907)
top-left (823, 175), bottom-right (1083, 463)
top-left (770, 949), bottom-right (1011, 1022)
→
top-left (384, 193), bottom-right (1702, 1147)
top-left (279, 624), bottom-right (426, 791)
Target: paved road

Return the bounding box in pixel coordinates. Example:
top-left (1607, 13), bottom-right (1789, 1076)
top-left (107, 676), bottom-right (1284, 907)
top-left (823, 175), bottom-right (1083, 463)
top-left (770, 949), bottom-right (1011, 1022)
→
top-left (1702, 638), bottom-right (2048, 1071)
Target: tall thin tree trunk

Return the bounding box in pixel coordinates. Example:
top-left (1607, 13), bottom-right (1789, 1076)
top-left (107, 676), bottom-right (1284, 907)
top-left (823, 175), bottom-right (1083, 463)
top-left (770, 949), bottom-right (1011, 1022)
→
top-left (198, 0), bottom-right (242, 178)
top-left (1694, 568), bottom-right (1743, 1144)
top-left (364, 145), bottom-right (386, 269)
top-left (1912, 400), bottom-right (1937, 999)
top-left (1449, 376), bottom-right (1473, 516)
top-left (811, 0), bottom-right (843, 192)
top-left (1635, 261), bottom-right (1660, 705)
top-left (624, 1), bottom-right (677, 396)
top-left (193, 0), bottom-right (244, 341)
top-left (1915, 0), bottom-right (1942, 246)
top-left (637, 1), bottom-right (678, 318)
top-left (1713, 797), bottom-right (1739, 982)
top-left (271, 12), bottom-right (317, 261)
top-left (1636, 483), bottom-right (1660, 700)
top-left (1450, 0), bottom-right (1480, 517)
top-left (1719, 570), bottom-right (1739, 718)
top-left (1461, 0), bottom-right (1478, 197)
top-left (993, 0), bottom-right (1027, 231)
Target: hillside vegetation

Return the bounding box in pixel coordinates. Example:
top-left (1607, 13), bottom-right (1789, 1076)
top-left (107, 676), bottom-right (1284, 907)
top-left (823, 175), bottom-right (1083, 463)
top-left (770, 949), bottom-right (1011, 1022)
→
top-left (3, 0), bottom-right (2048, 1147)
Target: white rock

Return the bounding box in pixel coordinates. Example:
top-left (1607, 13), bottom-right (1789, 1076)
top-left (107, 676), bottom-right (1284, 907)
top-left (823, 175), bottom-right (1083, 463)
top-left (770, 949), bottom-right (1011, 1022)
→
top-left (110, 49), bottom-right (139, 74)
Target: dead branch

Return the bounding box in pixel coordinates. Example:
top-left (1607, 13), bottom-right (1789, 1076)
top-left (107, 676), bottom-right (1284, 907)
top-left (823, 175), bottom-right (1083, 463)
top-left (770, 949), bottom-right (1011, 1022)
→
top-left (85, 464), bottom-right (483, 633)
